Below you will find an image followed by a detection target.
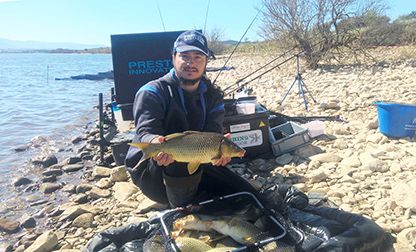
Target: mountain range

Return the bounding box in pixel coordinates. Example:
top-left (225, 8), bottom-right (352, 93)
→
top-left (0, 38), bottom-right (106, 50)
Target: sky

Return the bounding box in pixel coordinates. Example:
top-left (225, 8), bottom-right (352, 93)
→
top-left (0, 0), bottom-right (415, 47)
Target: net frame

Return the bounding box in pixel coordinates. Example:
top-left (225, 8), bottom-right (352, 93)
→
top-left (158, 192), bottom-right (287, 252)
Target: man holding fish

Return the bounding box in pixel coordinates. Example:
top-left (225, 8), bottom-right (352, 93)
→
top-left (125, 30), bottom-right (258, 207)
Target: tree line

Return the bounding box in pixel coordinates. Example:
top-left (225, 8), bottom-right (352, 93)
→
top-left (207, 0), bottom-right (416, 69)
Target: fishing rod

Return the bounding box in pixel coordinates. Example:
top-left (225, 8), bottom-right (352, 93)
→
top-left (223, 38), bottom-right (330, 96)
top-left (212, 5), bottom-right (263, 85)
top-left (203, 0), bottom-right (211, 34)
top-left (156, 0), bottom-right (166, 31)
top-left (225, 53), bottom-right (297, 96)
top-left (222, 45), bottom-right (297, 93)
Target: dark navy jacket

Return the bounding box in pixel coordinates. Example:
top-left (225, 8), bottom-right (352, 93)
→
top-left (125, 69), bottom-right (225, 171)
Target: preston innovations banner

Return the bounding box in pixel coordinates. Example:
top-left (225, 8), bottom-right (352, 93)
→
top-left (111, 30), bottom-right (188, 120)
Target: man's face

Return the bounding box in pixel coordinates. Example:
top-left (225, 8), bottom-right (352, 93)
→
top-left (172, 51), bottom-right (207, 86)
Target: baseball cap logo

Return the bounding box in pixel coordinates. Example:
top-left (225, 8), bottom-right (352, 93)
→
top-left (173, 30), bottom-right (209, 56)
top-left (183, 34), bottom-right (205, 45)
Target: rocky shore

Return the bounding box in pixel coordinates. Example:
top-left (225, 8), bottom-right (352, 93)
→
top-left (1, 47), bottom-right (416, 251)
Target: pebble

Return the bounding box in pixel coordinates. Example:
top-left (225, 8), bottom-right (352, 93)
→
top-left (4, 54), bottom-right (416, 251)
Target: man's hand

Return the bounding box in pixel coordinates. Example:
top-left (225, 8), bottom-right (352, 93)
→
top-left (151, 136), bottom-right (175, 166)
top-left (212, 133), bottom-right (232, 167)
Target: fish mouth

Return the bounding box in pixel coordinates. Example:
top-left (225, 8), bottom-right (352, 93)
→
top-left (239, 150), bottom-right (246, 157)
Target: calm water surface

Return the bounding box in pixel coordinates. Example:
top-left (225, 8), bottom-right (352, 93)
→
top-left (0, 53), bottom-right (113, 210)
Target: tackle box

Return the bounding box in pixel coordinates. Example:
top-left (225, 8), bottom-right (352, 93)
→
top-left (269, 121), bottom-right (311, 156)
top-left (224, 98), bottom-right (271, 158)
top-left (159, 192), bottom-right (287, 252)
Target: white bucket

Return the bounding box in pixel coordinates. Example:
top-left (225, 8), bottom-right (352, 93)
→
top-left (302, 120), bottom-right (325, 137)
top-left (236, 103), bottom-right (256, 114)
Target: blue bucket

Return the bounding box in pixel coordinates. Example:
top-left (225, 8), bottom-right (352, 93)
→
top-left (375, 101), bottom-right (416, 138)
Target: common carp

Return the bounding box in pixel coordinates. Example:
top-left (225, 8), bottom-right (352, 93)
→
top-left (129, 131), bottom-right (246, 174)
top-left (173, 214), bottom-right (212, 232)
top-left (209, 217), bottom-right (296, 252)
top-left (175, 236), bottom-right (213, 252)
top-left (143, 235), bottom-right (165, 252)
top-left (210, 216), bottom-right (268, 245)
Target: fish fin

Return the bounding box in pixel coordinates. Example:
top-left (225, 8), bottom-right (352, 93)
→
top-left (211, 153), bottom-right (222, 160)
top-left (170, 230), bottom-right (181, 239)
top-left (182, 130), bottom-right (201, 134)
top-left (128, 142), bottom-right (150, 150)
top-left (198, 235), bottom-right (211, 243)
top-left (164, 132), bottom-right (187, 141)
top-left (243, 236), bottom-right (255, 244)
top-left (187, 162), bottom-right (200, 175)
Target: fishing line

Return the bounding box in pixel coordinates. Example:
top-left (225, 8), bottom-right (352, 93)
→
top-left (204, 0), bottom-right (211, 34)
top-left (212, 5), bottom-right (264, 85)
top-left (156, 0), bottom-right (166, 32)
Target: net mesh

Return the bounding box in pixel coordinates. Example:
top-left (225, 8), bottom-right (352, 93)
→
top-left (143, 192), bottom-right (287, 252)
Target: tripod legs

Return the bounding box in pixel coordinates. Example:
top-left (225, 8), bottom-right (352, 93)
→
top-left (280, 77), bottom-right (298, 105)
top-left (280, 74), bottom-right (316, 111)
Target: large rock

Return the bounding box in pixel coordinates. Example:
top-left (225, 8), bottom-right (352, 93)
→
top-left (396, 227), bottom-right (416, 250)
top-left (339, 155), bottom-right (361, 168)
top-left (113, 182), bottom-right (138, 202)
top-left (76, 184), bottom-right (93, 193)
top-left (58, 205), bottom-right (99, 222)
top-left (391, 180), bottom-right (416, 211)
top-left (32, 154), bottom-right (58, 168)
top-left (95, 178), bottom-right (114, 189)
top-left (136, 197), bottom-right (167, 214)
top-left (71, 213), bottom-right (94, 228)
top-left (88, 187), bottom-right (111, 199)
top-left (24, 230), bottom-right (58, 252)
top-left (110, 166), bottom-right (129, 182)
top-left (0, 217), bottom-right (20, 233)
top-left (20, 214), bottom-right (36, 228)
top-left (13, 177), bottom-right (32, 187)
top-left (307, 169), bottom-right (328, 183)
top-left (310, 153), bottom-right (342, 163)
top-left (62, 164), bottom-right (84, 173)
top-left (42, 169), bottom-right (63, 177)
top-left (39, 183), bottom-right (60, 194)
top-left (92, 166), bottom-right (112, 178)
top-left (66, 156), bottom-right (82, 164)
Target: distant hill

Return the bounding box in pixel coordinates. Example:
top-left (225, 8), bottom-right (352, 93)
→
top-left (222, 40), bottom-right (239, 45)
top-left (0, 38), bottom-right (107, 50)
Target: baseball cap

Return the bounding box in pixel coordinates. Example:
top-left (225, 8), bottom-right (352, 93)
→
top-left (173, 30), bottom-right (209, 56)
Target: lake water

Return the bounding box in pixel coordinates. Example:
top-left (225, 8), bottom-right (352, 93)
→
top-left (0, 53), bottom-right (114, 211)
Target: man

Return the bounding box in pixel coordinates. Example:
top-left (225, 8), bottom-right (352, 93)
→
top-left (125, 30), bottom-right (257, 207)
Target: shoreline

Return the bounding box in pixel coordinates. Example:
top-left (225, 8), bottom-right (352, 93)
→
top-left (1, 50), bottom-right (416, 251)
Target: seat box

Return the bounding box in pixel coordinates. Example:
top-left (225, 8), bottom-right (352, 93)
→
top-left (224, 111), bottom-right (271, 158)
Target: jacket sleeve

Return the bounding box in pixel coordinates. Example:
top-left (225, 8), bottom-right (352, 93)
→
top-left (203, 96), bottom-right (225, 134)
top-left (133, 83), bottom-right (166, 143)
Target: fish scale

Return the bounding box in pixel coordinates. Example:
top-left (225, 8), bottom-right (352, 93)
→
top-left (161, 134), bottom-right (220, 162)
top-left (129, 131), bottom-right (246, 174)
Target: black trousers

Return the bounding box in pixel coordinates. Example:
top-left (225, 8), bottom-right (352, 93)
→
top-left (129, 160), bottom-right (259, 205)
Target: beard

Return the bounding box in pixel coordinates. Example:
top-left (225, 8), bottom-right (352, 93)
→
top-left (178, 76), bottom-right (201, 86)
top-left (177, 66), bottom-right (203, 86)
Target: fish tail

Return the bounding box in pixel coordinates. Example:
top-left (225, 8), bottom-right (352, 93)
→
top-left (129, 142), bottom-right (153, 172)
